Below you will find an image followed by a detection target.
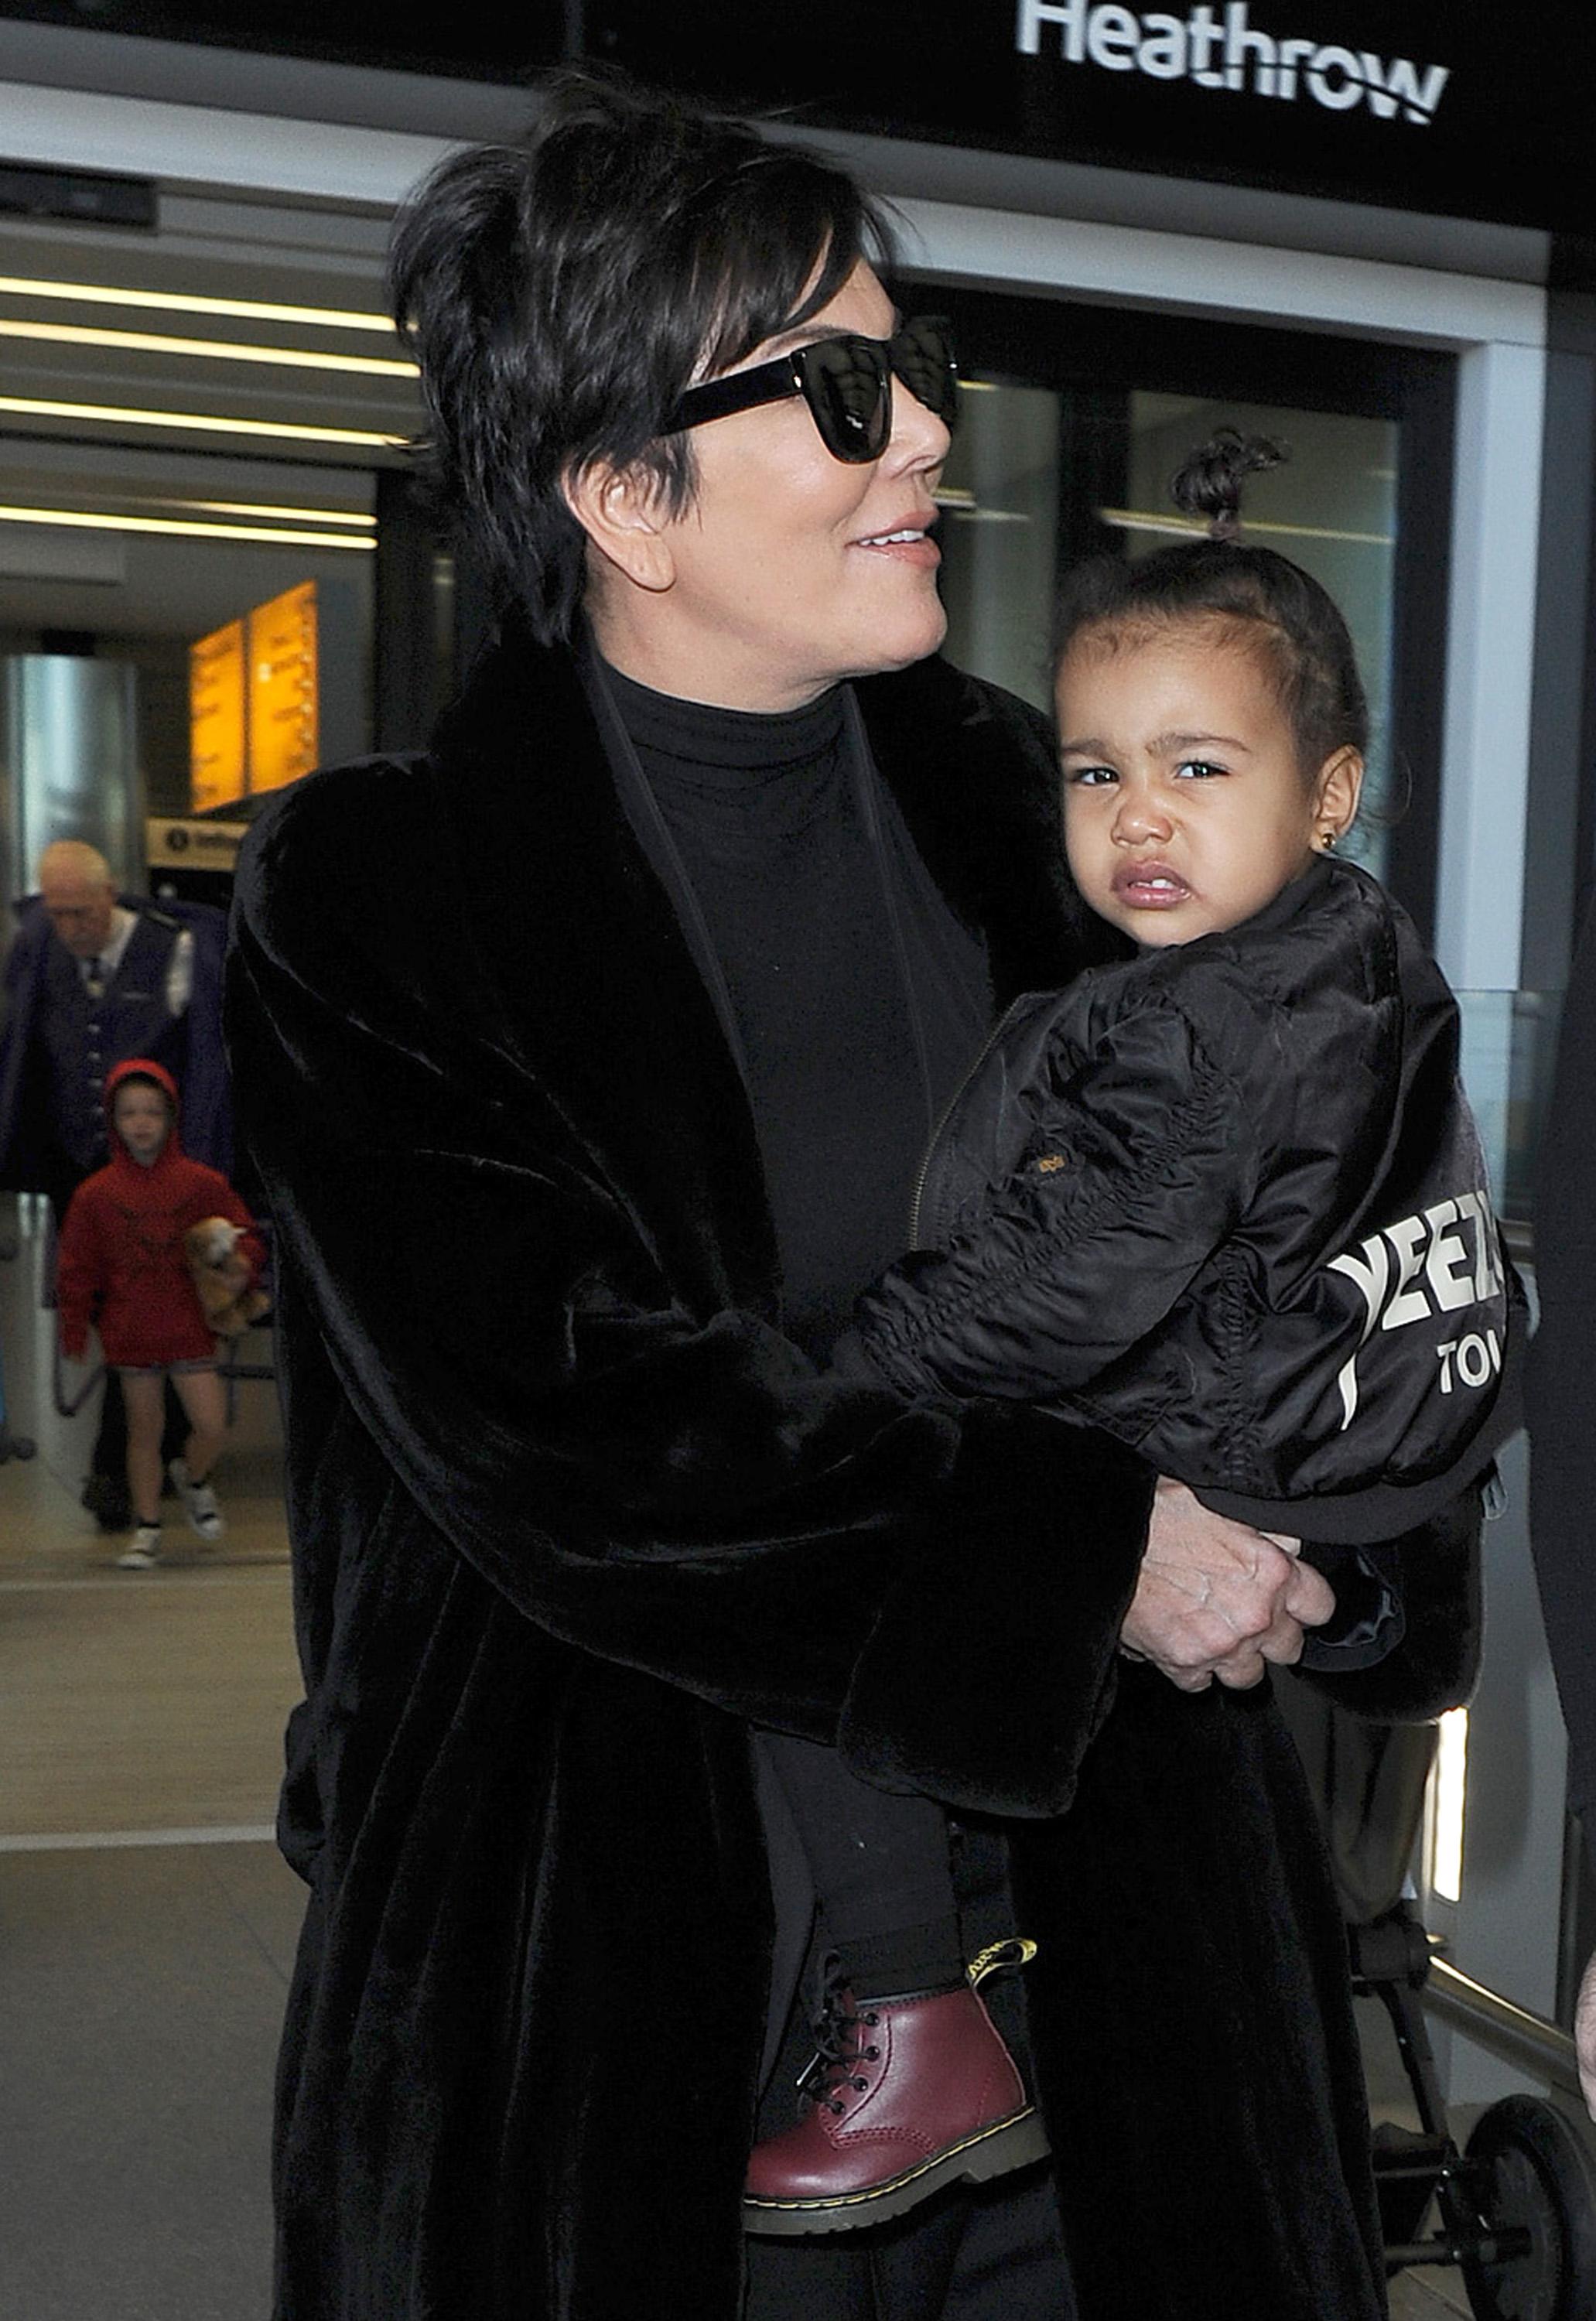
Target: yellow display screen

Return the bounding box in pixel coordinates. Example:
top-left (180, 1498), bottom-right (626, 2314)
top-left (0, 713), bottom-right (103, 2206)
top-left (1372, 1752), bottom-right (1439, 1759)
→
top-left (189, 579), bottom-right (319, 809)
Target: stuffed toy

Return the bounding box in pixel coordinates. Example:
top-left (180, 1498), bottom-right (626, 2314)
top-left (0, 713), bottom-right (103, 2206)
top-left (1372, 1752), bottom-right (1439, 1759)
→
top-left (184, 1217), bottom-right (271, 1338)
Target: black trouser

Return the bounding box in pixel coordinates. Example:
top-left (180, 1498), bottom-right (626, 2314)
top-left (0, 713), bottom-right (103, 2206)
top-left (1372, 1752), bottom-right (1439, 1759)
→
top-left (751, 1731), bottom-right (957, 1947)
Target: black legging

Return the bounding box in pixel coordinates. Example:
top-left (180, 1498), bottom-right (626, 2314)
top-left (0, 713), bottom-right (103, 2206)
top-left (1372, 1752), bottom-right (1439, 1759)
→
top-left (752, 1730), bottom-right (956, 1946)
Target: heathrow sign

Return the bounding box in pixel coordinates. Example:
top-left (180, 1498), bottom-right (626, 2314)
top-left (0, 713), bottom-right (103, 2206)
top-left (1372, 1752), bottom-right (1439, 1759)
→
top-left (1015, 3), bottom-right (1451, 129)
top-left (1, 2), bottom-right (1570, 233)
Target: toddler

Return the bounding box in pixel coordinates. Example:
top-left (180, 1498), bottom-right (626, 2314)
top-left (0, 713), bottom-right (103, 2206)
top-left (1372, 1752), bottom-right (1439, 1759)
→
top-left (57, 1058), bottom-right (263, 1569)
top-left (744, 432), bottom-right (1519, 2237)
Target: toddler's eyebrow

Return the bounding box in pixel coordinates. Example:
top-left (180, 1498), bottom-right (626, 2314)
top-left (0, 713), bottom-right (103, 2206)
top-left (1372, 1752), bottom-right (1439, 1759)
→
top-left (1155, 730), bottom-right (1252, 755)
top-left (1058, 729), bottom-right (1254, 758)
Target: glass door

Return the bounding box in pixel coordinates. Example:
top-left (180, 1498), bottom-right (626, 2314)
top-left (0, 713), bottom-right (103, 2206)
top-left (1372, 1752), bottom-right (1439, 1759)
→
top-left (918, 283), bottom-right (1455, 938)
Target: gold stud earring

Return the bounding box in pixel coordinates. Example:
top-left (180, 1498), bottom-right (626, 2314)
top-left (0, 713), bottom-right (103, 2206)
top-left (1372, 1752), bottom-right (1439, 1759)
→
top-left (1317, 829), bottom-right (1338, 853)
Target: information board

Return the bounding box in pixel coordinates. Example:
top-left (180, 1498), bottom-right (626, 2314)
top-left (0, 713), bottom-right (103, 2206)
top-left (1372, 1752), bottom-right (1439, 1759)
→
top-left (248, 582), bottom-right (319, 797)
top-left (189, 580), bottom-right (319, 810)
top-left (188, 617), bottom-right (246, 814)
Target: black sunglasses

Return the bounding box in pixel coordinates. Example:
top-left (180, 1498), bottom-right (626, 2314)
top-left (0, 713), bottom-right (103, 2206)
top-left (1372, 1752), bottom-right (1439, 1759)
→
top-left (660, 316), bottom-right (959, 464)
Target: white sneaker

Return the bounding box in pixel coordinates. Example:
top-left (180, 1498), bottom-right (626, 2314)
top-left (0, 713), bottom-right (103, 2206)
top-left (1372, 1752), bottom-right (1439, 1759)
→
top-left (169, 1458), bottom-right (226, 1543)
top-left (117, 1523), bottom-right (162, 1571)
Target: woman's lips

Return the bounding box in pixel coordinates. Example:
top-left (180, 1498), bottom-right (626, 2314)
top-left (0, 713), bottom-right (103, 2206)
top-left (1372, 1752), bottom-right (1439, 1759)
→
top-left (1112, 862), bottom-right (1191, 908)
top-left (852, 518), bottom-right (941, 567)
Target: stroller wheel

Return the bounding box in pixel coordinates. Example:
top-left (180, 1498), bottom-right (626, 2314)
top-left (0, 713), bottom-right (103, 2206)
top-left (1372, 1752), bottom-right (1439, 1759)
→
top-left (1461, 2094), bottom-right (1596, 2320)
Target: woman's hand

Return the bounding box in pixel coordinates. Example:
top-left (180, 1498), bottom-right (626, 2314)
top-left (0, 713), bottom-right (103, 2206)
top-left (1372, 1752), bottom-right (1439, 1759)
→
top-left (1120, 1477), bottom-right (1335, 1692)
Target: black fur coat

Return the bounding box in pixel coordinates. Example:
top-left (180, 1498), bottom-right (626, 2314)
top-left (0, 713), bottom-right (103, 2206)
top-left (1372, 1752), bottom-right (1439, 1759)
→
top-left (227, 630), bottom-right (1476, 2320)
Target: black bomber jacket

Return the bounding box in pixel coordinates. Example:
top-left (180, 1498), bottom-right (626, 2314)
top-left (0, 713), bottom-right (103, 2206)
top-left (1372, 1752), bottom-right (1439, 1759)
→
top-left (848, 854), bottom-right (1523, 1548)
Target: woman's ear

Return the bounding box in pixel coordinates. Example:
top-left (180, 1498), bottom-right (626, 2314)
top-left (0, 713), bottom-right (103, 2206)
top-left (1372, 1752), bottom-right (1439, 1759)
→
top-left (562, 459), bottom-right (677, 595)
top-left (1312, 747), bottom-right (1365, 849)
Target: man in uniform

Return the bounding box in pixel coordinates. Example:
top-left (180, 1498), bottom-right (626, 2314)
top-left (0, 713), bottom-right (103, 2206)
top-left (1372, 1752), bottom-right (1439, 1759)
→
top-left (1, 838), bottom-right (231, 1523)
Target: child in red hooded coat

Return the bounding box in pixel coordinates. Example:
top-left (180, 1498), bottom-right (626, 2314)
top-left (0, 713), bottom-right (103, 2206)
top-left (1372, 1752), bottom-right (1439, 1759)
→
top-left (57, 1058), bottom-right (263, 1568)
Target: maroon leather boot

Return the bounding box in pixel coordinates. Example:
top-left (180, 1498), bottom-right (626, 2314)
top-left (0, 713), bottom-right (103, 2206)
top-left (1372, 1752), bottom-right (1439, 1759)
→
top-left (743, 1954), bottom-right (1050, 2236)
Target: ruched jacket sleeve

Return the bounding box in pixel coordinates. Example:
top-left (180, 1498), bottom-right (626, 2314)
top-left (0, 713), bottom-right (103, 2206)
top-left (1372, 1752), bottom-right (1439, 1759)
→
top-left (227, 755), bottom-right (1157, 1820)
top-left (852, 993), bottom-right (1253, 1404)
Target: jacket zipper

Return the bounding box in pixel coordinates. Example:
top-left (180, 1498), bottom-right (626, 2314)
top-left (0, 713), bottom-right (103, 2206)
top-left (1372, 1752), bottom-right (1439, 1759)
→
top-left (908, 991), bottom-right (1037, 1248)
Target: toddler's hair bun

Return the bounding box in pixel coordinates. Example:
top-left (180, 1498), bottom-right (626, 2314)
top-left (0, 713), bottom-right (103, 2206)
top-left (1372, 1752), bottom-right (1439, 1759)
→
top-left (1171, 428), bottom-right (1287, 542)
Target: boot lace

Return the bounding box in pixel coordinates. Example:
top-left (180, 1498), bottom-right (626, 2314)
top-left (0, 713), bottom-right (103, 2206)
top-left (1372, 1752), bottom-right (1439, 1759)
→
top-left (795, 1953), bottom-right (884, 2115)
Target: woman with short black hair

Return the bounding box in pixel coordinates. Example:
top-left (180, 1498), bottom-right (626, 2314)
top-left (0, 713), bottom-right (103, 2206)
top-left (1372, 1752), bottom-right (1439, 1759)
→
top-left (229, 71), bottom-right (1471, 2321)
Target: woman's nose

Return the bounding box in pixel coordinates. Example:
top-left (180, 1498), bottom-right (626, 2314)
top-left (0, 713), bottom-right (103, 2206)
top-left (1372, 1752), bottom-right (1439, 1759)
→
top-left (887, 379), bottom-right (952, 471)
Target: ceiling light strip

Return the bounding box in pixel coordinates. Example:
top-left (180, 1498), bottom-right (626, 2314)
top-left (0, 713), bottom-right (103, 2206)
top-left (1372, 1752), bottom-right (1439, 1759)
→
top-left (0, 274), bottom-right (395, 335)
top-left (0, 317), bottom-right (417, 378)
top-left (0, 504), bottom-right (374, 552)
top-left (171, 500), bottom-right (378, 527)
top-left (0, 393), bottom-right (406, 450)
top-left (1099, 506), bottom-right (1393, 549)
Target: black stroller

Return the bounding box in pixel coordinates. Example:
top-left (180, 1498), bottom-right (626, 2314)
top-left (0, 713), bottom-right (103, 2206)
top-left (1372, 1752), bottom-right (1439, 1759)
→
top-left (1285, 1686), bottom-right (1596, 2319)
top-left (1356, 1900), bottom-right (1596, 2319)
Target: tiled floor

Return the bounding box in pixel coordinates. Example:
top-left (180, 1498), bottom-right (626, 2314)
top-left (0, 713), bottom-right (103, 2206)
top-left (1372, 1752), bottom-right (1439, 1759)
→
top-left (1, 1195), bottom-right (302, 2321)
top-left (0, 1191), bottom-right (1528, 2318)
top-left (1389, 2260), bottom-right (1473, 2318)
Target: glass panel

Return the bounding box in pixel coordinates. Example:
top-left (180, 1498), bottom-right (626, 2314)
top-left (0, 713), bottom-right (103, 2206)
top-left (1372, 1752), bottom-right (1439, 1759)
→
top-left (937, 381), bottom-right (1061, 715)
top-left (1456, 987), bottom-right (1563, 1230)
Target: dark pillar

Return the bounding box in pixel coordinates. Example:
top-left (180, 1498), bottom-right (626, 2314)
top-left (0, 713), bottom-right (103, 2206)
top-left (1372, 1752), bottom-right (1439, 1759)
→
top-left (373, 467), bottom-right (440, 754)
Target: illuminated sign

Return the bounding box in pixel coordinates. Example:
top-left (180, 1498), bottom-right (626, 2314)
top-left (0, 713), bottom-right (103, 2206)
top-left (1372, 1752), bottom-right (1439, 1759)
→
top-left (1015, 4), bottom-right (1450, 127)
top-left (9, 9), bottom-right (1577, 237)
top-left (585, 0), bottom-right (1574, 236)
top-left (146, 815), bottom-right (249, 872)
top-left (189, 617), bottom-right (246, 812)
top-left (188, 580), bottom-right (318, 809)
top-left (248, 581), bottom-right (319, 796)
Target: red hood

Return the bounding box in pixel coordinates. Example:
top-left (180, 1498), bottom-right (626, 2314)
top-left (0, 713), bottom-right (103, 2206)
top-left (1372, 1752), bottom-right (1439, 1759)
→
top-left (104, 1055), bottom-right (184, 1166)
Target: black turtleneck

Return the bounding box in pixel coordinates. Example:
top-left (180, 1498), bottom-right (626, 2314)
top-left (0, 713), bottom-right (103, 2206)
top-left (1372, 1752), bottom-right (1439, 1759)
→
top-left (606, 664), bottom-right (989, 1355)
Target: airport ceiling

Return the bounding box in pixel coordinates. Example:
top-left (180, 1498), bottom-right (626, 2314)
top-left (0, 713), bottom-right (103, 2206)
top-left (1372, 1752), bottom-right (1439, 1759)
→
top-left (0, 175), bottom-right (421, 644)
